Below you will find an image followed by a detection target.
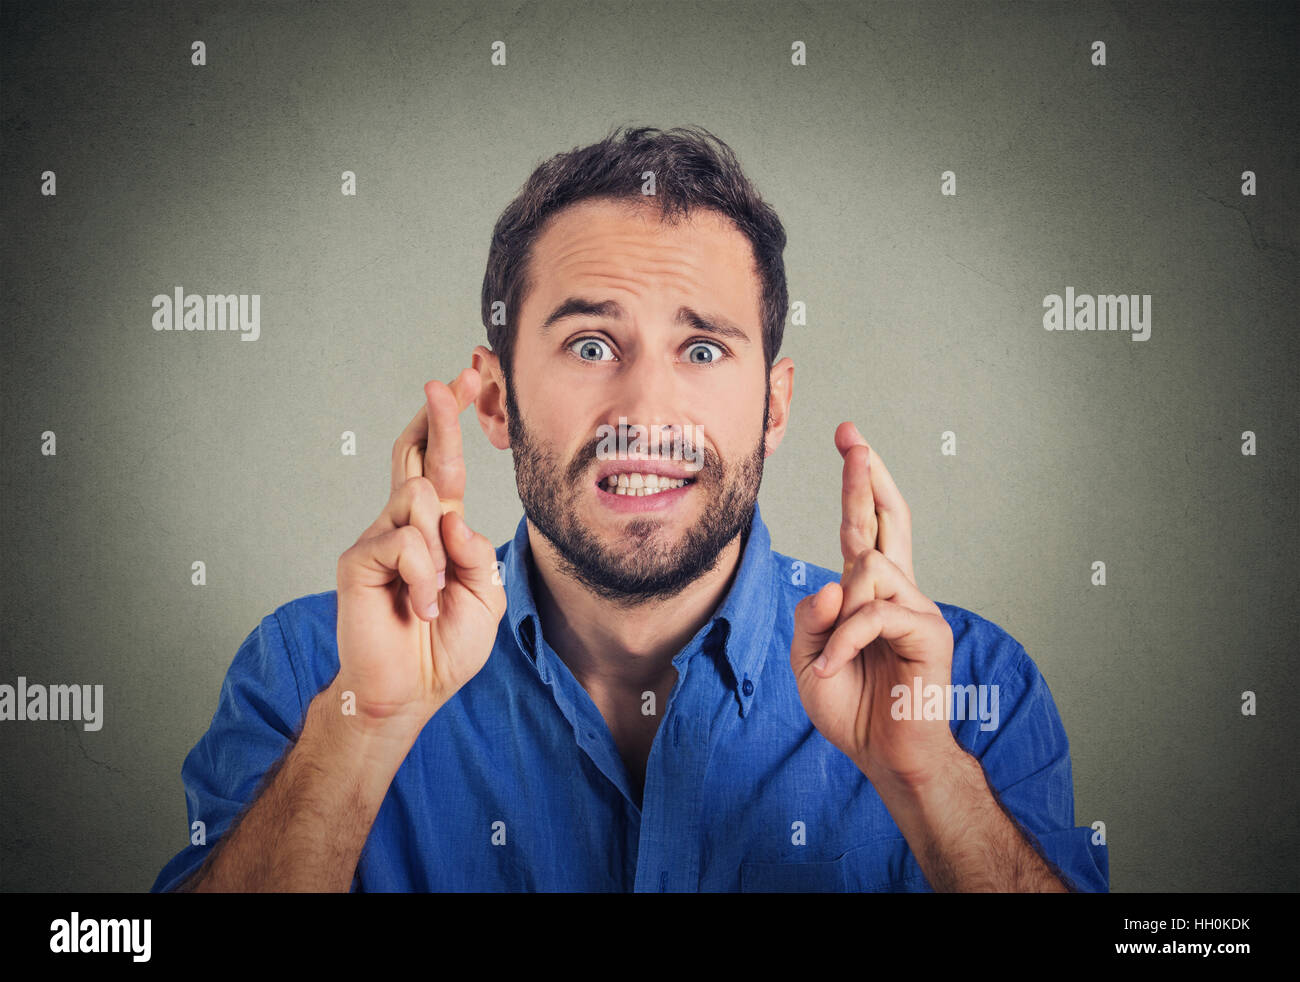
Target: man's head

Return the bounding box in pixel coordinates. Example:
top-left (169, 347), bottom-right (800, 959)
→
top-left (472, 125), bottom-right (795, 607)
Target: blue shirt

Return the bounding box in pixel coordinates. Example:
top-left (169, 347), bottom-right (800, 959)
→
top-left (152, 504), bottom-right (1108, 892)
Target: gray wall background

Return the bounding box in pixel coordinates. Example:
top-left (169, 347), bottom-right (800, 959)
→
top-left (1, 0), bottom-right (1296, 891)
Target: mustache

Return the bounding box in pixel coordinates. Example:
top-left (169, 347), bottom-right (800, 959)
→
top-left (567, 433), bottom-right (716, 485)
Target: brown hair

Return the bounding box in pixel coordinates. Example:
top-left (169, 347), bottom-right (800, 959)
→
top-left (480, 124), bottom-right (789, 383)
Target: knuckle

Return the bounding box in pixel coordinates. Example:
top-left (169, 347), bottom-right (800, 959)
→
top-left (852, 546), bottom-right (878, 570)
top-left (412, 480), bottom-right (447, 521)
top-left (860, 597), bottom-right (886, 620)
top-left (337, 545), bottom-right (364, 581)
top-left (403, 474), bottom-right (436, 497)
top-left (396, 524), bottom-right (425, 550)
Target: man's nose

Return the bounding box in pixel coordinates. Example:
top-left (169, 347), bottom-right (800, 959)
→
top-left (616, 354), bottom-right (682, 433)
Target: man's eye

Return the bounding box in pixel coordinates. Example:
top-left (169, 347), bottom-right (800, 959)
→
top-left (570, 337), bottom-right (614, 361)
top-left (683, 341), bottom-right (724, 364)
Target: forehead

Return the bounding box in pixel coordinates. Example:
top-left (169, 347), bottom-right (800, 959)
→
top-left (523, 196), bottom-right (761, 324)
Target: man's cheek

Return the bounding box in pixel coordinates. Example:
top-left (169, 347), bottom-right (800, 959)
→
top-left (683, 432), bottom-right (705, 473)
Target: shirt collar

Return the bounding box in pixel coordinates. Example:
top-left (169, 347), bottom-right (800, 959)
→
top-left (501, 504), bottom-right (777, 713)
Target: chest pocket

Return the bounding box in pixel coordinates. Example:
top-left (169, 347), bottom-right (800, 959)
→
top-left (739, 838), bottom-right (931, 892)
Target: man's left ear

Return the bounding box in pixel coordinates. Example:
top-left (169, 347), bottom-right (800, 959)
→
top-left (764, 357), bottom-right (794, 458)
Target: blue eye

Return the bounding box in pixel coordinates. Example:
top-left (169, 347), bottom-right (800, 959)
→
top-left (570, 337), bottom-right (614, 361)
top-left (684, 341), bottom-right (724, 364)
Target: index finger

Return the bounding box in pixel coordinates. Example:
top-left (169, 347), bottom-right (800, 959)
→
top-left (392, 403), bottom-right (431, 494)
top-left (858, 442), bottom-right (914, 586)
top-left (836, 420), bottom-right (877, 573)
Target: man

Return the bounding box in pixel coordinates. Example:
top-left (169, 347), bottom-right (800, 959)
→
top-left (152, 125), bottom-right (1107, 892)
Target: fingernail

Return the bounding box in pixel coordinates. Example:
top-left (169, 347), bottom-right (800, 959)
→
top-left (437, 570), bottom-right (446, 590)
top-left (814, 654), bottom-right (827, 672)
top-left (426, 601), bottom-right (439, 618)
top-left (459, 515), bottom-right (473, 541)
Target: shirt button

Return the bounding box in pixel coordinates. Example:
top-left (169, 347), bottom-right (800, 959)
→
top-left (742, 678), bottom-right (754, 696)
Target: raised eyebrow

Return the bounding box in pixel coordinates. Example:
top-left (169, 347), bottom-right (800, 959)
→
top-left (540, 297), bottom-right (752, 345)
top-left (541, 298), bottom-right (624, 335)
top-left (674, 306), bottom-right (752, 345)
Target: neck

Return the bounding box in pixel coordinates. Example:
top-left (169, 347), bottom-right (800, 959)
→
top-left (526, 522), bottom-right (746, 694)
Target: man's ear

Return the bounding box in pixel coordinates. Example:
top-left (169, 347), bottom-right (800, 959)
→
top-left (764, 357), bottom-right (794, 458)
top-left (472, 345), bottom-right (511, 450)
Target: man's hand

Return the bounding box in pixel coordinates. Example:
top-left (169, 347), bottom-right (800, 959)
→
top-left (791, 421), bottom-right (960, 790)
top-left (181, 369), bottom-right (504, 892)
top-left (790, 424), bottom-right (1070, 891)
top-left (334, 368), bottom-right (507, 745)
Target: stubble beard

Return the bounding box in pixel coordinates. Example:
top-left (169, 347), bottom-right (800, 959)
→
top-left (507, 380), bottom-right (768, 608)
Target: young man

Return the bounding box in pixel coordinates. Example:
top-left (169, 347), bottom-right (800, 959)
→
top-left (153, 125), bottom-right (1107, 892)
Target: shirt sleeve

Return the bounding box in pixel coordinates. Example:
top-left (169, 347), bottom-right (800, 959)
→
top-left (150, 608), bottom-right (308, 892)
top-left (962, 640), bottom-right (1109, 892)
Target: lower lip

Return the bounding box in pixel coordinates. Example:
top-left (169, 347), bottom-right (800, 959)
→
top-left (595, 480), bottom-right (695, 512)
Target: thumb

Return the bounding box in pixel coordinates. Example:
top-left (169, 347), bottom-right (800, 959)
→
top-left (791, 581), bottom-right (843, 668)
top-left (440, 511), bottom-right (505, 611)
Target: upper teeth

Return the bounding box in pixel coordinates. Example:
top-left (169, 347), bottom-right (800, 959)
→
top-left (603, 473), bottom-right (692, 495)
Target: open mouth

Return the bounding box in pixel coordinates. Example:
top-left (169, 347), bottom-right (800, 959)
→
top-left (597, 473), bottom-right (697, 497)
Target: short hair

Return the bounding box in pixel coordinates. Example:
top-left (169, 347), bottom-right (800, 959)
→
top-left (479, 124), bottom-right (789, 384)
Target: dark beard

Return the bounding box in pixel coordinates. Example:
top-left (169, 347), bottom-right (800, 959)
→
top-left (506, 383), bottom-right (768, 608)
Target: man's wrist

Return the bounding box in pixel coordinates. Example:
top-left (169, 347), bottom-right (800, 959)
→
top-left (860, 739), bottom-right (1067, 892)
top-left (310, 681), bottom-right (430, 790)
top-left (859, 737), bottom-right (983, 844)
top-left (857, 736), bottom-right (973, 804)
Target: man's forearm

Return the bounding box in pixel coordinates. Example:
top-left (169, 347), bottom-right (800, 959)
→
top-left (178, 679), bottom-right (421, 892)
top-left (867, 743), bottom-right (1072, 892)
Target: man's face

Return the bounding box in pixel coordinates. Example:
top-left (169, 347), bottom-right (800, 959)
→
top-left (504, 196), bottom-right (771, 606)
